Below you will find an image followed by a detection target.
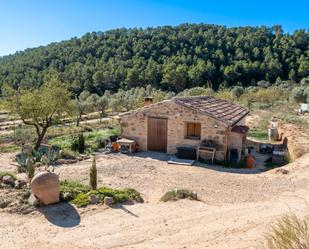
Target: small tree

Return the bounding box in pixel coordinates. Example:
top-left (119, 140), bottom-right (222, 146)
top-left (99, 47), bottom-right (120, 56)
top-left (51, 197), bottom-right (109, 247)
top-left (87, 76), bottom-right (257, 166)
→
top-left (96, 95), bottom-right (109, 122)
top-left (90, 156), bottom-right (97, 190)
top-left (231, 86), bottom-right (244, 100)
top-left (240, 90), bottom-right (256, 110)
top-left (4, 73), bottom-right (75, 150)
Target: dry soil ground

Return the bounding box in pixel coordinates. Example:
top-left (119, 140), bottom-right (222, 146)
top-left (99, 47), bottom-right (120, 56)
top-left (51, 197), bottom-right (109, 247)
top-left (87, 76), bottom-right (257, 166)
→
top-left (1, 148), bottom-right (309, 249)
top-left (1, 111), bottom-right (309, 249)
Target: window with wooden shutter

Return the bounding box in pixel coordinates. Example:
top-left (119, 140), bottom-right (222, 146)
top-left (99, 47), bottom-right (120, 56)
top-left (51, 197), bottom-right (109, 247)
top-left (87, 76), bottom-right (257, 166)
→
top-left (185, 122), bottom-right (201, 139)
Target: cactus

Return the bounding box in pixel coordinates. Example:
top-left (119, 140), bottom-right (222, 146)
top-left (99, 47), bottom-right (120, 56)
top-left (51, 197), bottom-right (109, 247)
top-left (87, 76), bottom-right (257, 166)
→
top-left (26, 157), bottom-right (35, 181)
top-left (89, 156), bottom-right (97, 190)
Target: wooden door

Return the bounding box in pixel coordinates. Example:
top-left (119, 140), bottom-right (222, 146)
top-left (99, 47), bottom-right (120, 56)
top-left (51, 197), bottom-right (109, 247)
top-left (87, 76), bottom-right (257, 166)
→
top-left (147, 117), bottom-right (167, 152)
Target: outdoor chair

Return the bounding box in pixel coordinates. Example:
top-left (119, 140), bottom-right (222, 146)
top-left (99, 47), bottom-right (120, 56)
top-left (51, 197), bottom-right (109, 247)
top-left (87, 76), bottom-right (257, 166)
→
top-left (104, 135), bottom-right (121, 152)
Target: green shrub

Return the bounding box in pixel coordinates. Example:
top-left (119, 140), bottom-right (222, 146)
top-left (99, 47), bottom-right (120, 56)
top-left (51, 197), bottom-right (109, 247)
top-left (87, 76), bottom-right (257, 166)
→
top-left (261, 214), bottom-right (309, 249)
top-left (95, 137), bottom-right (106, 148)
top-left (0, 171), bottom-right (16, 180)
top-left (26, 158), bottom-right (35, 181)
top-left (160, 188), bottom-right (198, 202)
top-left (60, 180), bottom-right (90, 202)
top-left (71, 193), bottom-right (90, 207)
top-left (290, 87), bottom-right (309, 103)
top-left (59, 149), bottom-right (76, 159)
top-left (231, 86), bottom-right (244, 100)
top-left (71, 133), bottom-right (85, 153)
top-left (89, 157), bottom-right (97, 190)
top-left (60, 181), bottom-right (142, 208)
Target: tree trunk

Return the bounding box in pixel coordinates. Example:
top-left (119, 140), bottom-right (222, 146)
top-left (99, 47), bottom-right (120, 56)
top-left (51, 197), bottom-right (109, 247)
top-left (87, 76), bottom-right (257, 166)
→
top-left (76, 114), bottom-right (82, 126)
top-left (34, 126), bottom-right (48, 151)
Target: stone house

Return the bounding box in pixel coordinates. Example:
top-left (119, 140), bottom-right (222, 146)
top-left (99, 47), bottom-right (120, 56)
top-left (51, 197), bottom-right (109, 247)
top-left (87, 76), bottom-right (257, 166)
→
top-left (119, 96), bottom-right (249, 162)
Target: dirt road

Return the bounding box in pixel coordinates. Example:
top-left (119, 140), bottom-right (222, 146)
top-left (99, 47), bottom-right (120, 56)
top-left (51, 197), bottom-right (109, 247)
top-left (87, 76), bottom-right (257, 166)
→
top-left (1, 151), bottom-right (309, 249)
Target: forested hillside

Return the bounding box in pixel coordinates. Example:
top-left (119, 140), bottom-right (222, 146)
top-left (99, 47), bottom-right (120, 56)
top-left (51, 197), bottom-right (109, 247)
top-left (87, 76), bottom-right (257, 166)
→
top-left (0, 24), bottom-right (308, 95)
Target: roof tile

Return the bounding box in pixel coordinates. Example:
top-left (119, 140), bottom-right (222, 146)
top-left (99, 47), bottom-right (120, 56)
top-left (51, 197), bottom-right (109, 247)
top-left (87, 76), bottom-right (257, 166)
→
top-left (173, 96), bottom-right (249, 126)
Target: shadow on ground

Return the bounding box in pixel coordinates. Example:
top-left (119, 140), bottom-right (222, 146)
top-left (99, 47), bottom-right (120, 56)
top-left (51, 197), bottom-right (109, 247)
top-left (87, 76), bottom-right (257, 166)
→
top-left (112, 202), bottom-right (139, 218)
top-left (131, 151), bottom-right (170, 161)
top-left (38, 202), bottom-right (80, 228)
top-left (131, 151), bottom-right (269, 174)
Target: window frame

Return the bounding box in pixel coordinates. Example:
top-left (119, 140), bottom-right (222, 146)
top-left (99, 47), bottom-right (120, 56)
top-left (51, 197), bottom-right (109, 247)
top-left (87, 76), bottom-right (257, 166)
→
top-left (185, 122), bottom-right (201, 140)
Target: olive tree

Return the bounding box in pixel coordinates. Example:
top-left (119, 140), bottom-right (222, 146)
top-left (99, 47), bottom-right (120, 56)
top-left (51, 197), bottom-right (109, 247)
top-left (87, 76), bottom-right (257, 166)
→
top-left (74, 90), bottom-right (91, 126)
top-left (4, 74), bottom-right (75, 150)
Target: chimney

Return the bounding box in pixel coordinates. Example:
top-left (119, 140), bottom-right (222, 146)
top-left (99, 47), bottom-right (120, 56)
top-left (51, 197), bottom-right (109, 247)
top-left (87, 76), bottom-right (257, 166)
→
top-left (144, 96), bottom-right (153, 106)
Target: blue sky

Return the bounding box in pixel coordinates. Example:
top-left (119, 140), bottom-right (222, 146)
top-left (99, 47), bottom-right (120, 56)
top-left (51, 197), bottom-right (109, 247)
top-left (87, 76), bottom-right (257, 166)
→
top-left (0, 0), bottom-right (308, 56)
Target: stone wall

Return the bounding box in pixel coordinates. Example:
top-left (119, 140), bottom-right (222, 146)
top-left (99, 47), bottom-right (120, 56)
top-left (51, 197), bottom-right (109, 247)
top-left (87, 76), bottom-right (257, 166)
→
top-left (120, 100), bottom-right (229, 161)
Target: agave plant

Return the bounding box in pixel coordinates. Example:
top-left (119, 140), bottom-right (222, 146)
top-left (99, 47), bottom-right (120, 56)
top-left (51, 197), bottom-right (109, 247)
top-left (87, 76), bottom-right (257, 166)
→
top-left (32, 150), bottom-right (43, 163)
top-left (15, 153), bottom-right (35, 181)
top-left (15, 153), bottom-right (28, 173)
top-left (46, 147), bottom-right (59, 164)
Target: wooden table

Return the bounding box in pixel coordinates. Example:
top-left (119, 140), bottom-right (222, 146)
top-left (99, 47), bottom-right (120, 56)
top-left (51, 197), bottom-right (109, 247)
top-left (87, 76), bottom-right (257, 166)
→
top-left (116, 138), bottom-right (136, 153)
top-left (196, 146), bottom-right (216, 164)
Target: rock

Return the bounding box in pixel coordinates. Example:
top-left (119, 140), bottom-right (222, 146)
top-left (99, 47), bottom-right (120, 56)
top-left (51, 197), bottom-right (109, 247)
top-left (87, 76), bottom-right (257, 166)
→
top-left (89, 194), bottom-right (100, 204)
top-left (59, 192), bottom-right (71, 201)
top-left (0, 199), bottom-right (11, 208)
top-left (104, 196), bottom-right (113, 206)
top-left (30, 171), bottom-right (60, 205)
top-left (191, 191), bottom-right (198, 200)
top-left (0, 183), bottom-right (11, 188)
top-left (28, 194), bottom-right (39, 206)
top-left (2, 175), bottom-right (15, 186)
top-left (21, 190), bottom-right (31, 200)
top-left (275, 168), bottom-right (289, 175)
top-left (14, 180), bottom-right (27, 189)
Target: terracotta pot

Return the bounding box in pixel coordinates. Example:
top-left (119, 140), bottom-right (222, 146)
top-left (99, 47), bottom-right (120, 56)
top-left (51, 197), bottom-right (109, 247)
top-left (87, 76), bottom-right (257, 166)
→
top-left (30, 171), bottom-right (60, 205)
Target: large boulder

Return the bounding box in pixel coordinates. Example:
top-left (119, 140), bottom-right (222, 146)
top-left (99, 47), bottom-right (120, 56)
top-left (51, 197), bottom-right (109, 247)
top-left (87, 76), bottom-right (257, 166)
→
top-left (30, 171), bottom-right (60, 205)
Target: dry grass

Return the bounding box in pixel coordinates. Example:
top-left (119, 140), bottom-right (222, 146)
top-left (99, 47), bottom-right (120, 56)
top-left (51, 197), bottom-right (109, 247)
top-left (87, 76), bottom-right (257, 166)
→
top-left (261, 214), bottom-right (309, 249)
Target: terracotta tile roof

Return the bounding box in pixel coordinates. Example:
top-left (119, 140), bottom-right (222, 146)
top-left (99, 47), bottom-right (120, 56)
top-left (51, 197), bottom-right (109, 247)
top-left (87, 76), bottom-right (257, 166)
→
top-left (173, 96), bottom-right (249, 126)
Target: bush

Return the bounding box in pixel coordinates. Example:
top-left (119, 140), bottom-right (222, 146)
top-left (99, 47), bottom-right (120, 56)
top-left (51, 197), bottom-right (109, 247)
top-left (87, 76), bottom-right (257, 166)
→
top-left (69, 186), bottom-right (142, 207)
top-left (300, 77), bottom-right (309, 86)
top-left (0, 171), bottom-right (16, 180)
top-left (178, 87), bottom-right (214, 97)
top-left (89, 157), bottom-right (97, 190)
top-left (261, 214), bottom-right (309, 249)
top-left (290, 87), bottom-right (308, 103)
top-left (95, 137), bottom-right (106, 149)
top-left (60, 180), bottom-right (90, 201)
top-left (160, 188), bottom-right (198, 202)
top-left (231, 86), bottom-right (244, 100)
top-left (71, 133), bottom-right (85, 153)
top-left (59, 149), bottom-right (76, 159)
